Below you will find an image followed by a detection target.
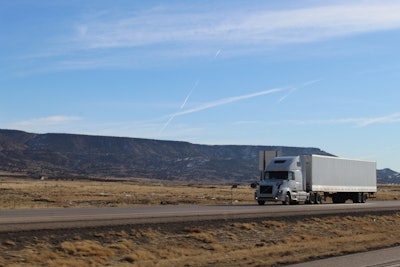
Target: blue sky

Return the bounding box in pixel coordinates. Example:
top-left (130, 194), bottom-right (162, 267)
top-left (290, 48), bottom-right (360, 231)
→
top-left (1, 1), bottom-right (400, 171)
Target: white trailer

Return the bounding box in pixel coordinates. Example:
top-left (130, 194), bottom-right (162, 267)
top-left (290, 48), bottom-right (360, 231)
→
top-left (255, 153), bottom-right (377, 205)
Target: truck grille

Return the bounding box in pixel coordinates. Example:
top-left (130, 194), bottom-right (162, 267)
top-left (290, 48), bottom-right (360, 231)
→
top-left (260, 185), bottom-right (273, 194)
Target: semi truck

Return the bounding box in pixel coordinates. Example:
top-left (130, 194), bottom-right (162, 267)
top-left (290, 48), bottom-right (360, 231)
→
top-left (255, 152), bottom-right (377, 205)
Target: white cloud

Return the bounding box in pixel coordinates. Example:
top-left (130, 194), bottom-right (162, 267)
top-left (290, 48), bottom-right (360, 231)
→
top-left (356, 113), bottom-right (400, 127)
top-left (11, 116), bottom-right (82, 131)
top-left (74, 1), bottom-right (400, 51)
top-left (14, 1), bottom-right (400, 74)
top-left (287, 113), bottom-right (400, 127)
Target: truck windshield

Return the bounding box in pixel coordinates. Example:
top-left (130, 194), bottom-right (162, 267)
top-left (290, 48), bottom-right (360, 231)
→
top-left (265, 171), bottom-right (293, 180)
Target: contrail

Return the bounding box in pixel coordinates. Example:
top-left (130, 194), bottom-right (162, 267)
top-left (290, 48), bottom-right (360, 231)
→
top-left (171, 87), bottom-right (287, 117)
top-left (160, 80), bottom-right (199, 134)
top-left (214, 49), bottom-right (221, 59)
top-left (278, 87), bottom-right (296, 103)
top-left (159, 87), bottom-right (286, 135)
top-left (278, 79), bottom-right (322, 103)
top-left (180, 80), bottom-right (198, 109)
top-left (160, 49), bottom-right (222, 135)
top-left (302, 78), bottom-right (322, 87)
top-left (159, 114), bottom-right (176, 135)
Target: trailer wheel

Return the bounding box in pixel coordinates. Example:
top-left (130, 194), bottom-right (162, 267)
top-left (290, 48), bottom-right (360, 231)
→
top-left (258, 200), bottom-right (266, 205)
top-left (315, 193), bottom-right (322, 204)
top-left (353, 193), bottom-right (362, 203)
top-left (283, 193), bottom-right (291, 205)
top-left (361, 193), bottom-right (367, 203)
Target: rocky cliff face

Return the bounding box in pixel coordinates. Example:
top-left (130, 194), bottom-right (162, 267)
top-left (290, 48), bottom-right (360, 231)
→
top-left (0, 129), bottom-right (398, 184)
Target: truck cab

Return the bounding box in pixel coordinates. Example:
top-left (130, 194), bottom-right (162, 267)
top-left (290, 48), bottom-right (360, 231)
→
top-left (255, 156), bottom-right (308, 205)
top-left (255, 152), bottom-right (376, 205)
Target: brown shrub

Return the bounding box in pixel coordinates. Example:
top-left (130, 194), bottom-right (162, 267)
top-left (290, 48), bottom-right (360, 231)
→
top-left (183, 227), bottom-right (202, 233)
top-left (262, 220), bottom-right (286, 228)
top-left (187, 232), bottom-right (217, 244)
top-left (59, 240), bottom-right (115, 257)
top-left (231, 222), bottom-right (257, 231)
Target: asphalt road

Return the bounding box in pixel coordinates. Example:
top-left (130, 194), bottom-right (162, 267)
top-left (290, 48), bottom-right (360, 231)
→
top-left (1, 200), bottom-right (399, 232)
top-left (286, 246), bottom-right (400, 267)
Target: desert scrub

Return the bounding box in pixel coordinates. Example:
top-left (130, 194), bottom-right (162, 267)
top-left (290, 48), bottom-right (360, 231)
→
top-left (0, 177), bottom-right (399, 210)
top-left (0, 177), bottom-right (258, 209)
top-left (59, 240), bottom-right (115, 258)
top-left (1, 213), bottom-right (400, 267)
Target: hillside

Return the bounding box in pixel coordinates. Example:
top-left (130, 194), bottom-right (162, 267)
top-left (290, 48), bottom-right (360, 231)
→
top-left (0, 129), bottom-right (398, 184)
top-left (376, 168), bottom-right (400, 184)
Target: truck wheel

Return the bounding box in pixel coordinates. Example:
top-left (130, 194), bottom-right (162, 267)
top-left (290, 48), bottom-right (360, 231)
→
top-left (309, 194), bottom-right (315, 204)
top-left (258, 200), bottom-right (266, 205)
top-left (283, 193), bottom-right (291, 205)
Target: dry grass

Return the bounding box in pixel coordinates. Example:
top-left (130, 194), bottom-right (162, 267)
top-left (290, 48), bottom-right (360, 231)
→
top-left (376, 184), bottom-right (400, 200)
top-left (0, 177), bottom-right (257, 209)
top-left (1, 213), bottom-right (399, 266)
top-left (0, 177), bottom-right (398, 210)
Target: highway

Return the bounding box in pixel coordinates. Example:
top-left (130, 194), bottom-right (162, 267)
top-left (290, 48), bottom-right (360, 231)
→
top-left (286, 246), bottom-right (400, 267)
top-left (1, 200), bottom-right (399, 231)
